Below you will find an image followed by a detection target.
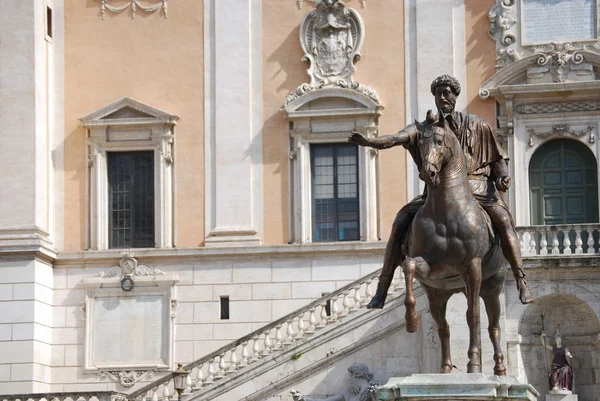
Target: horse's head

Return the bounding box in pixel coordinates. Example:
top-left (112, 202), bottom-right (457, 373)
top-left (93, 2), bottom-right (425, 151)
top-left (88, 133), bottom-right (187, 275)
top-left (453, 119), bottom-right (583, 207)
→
top-left (416, 113), bottom-right (459, 187)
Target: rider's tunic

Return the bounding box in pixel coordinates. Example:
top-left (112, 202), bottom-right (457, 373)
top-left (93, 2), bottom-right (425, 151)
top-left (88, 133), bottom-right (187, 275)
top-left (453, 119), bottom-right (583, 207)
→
top-left (399, 111), bottom-right (510, 217)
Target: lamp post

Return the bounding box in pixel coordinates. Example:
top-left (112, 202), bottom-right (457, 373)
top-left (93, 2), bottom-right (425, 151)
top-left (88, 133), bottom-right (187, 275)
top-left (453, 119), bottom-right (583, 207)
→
top-left (173, 363), bottom-right (189, 397)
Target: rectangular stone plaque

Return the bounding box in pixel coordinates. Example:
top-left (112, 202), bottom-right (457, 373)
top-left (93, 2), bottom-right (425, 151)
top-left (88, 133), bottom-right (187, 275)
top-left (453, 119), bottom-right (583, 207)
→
top-left (522, 0), bottom-right (596, 44)
top-left (92, 294), bottom-right (167, 367)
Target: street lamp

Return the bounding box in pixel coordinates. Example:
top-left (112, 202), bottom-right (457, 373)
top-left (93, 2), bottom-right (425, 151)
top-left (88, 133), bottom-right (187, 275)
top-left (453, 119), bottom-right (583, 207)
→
top-left (173, 363), bottom-right (189, 397)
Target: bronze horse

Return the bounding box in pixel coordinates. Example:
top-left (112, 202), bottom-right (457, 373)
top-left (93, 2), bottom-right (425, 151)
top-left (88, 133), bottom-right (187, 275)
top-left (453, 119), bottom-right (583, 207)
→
top-left (402, 115), bottom-right (507, 375)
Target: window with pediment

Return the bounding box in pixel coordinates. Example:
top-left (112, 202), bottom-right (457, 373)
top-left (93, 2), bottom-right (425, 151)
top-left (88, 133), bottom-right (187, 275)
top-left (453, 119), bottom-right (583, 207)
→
top-left (80, 98), bottom-right (178, 250)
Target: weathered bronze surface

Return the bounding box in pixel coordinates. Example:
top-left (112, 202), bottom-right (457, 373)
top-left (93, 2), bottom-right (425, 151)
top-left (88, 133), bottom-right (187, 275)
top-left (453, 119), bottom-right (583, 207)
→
top-left (349, 75), bottom-right (533, 374)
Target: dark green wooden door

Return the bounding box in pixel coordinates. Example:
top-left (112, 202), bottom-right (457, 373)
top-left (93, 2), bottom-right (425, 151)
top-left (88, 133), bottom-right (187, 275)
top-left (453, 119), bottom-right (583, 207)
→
top-left (530, 139), bottom-right (598, 225)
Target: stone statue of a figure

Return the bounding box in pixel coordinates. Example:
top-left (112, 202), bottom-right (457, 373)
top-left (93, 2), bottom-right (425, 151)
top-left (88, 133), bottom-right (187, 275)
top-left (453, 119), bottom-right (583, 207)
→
top-left (348, 74), bottom-right (534, 308)
top-left (290, 362), bottom-right (377, 401)
top-left (541, 330), bottom-right (574, 392)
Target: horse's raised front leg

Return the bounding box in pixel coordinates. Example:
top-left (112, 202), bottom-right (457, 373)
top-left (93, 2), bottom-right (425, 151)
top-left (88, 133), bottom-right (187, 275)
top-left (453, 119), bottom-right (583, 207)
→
top-left (423, 285), bottom-right (455, 373)
top-left (462, 258), bottom-right (483, 373)
top-left (402, 257), bottom-right (430, 333)
top-left (481, 270), bottom-right (507, 376)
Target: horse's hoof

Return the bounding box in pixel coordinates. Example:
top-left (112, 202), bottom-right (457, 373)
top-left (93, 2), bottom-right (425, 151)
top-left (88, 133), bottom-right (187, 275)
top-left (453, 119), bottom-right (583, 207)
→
top-left (366, 293), bottom-right (386, 309)
top-left (517, 278), bottom-right (534, 304)
top-left (467, 363), bottom-right (482, 374)
top-left (405, 311), bottom-right (420, 333)
top-left (441, 365), bottom-right (452, 374)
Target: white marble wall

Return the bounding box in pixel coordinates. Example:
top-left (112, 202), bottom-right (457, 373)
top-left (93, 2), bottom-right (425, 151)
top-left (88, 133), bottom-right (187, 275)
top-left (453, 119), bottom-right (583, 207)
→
top-left (0, 0), bottom-right (59, 241)
top-left (0, 260), bottom-right (54, 394)
top-left (43, 249), bottom-right (383, 392)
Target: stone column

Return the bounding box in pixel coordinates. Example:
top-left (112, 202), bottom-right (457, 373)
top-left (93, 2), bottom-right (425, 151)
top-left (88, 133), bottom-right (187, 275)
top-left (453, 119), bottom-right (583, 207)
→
top-left (404, 0), bottom-right (467, 200)
top-left (204, 0), bottom-right (263, 247)
top-left (0, 0), bottom-right (62, 392)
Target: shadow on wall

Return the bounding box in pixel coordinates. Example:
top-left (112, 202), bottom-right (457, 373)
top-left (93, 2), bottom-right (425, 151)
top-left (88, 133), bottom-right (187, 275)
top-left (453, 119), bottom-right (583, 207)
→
top-left (517, 294), bottom-right (600, 400)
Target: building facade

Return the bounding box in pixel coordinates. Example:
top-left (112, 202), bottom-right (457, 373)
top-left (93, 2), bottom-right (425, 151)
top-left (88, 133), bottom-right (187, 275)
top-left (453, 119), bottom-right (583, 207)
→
top-left (0, 1), bottom-right (599, 400)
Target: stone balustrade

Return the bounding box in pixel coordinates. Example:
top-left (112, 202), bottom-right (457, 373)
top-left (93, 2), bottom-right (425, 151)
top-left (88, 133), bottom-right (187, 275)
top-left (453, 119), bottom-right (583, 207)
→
top-left (517, 224), bottom-right (600, 256)
top-left (126, 268), bottom-right (401, 401)
top-left (1, 392), bottom-right (126, 401)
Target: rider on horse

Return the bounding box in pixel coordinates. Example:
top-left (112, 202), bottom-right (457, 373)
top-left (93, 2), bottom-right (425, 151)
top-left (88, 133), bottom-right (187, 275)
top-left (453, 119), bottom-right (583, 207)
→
top-left (349, 74), bottom-right (533, 307)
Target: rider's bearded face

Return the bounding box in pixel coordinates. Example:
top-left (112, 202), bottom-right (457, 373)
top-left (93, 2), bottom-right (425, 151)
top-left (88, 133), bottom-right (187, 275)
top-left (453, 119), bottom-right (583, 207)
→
top-left (434, 85), bottom-right (456, 114)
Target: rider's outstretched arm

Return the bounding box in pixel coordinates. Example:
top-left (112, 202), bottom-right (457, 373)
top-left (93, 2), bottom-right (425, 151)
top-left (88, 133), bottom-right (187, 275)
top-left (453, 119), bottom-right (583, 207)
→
top-left (349, 124), bottom-right (418, 149)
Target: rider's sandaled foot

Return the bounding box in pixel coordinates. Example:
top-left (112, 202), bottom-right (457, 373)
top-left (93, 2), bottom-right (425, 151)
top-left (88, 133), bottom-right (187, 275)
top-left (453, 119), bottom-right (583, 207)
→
top-left (366, 292), bottom-right (387, 309)
top-left (516, 277), bottom-right (534, 304)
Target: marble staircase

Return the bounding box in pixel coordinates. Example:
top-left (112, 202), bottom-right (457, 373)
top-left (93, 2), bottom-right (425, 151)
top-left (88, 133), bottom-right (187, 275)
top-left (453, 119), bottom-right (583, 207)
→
top-left (124, 268), bottom-right (416, 401)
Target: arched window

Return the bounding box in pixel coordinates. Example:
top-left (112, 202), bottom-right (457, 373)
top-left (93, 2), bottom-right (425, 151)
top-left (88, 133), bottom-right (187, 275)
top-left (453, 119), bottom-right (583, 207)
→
top-left (529, 139), bottom-right (598, 225)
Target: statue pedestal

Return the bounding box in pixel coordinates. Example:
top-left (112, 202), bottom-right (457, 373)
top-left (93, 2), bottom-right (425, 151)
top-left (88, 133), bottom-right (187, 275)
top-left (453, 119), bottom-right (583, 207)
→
top-left (546, 390), bottom-right (578, 401)
top-left (372, 373), bottom-right (539, 401)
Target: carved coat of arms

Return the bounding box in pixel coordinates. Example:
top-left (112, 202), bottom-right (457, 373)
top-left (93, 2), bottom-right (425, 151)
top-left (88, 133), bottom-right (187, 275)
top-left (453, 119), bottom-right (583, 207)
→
top-left (300, 0), bottom-right (364, 86)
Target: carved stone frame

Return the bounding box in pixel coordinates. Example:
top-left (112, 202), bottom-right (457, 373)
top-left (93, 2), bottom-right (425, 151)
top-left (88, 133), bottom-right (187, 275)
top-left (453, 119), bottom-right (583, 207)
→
top-left (283, 87), bottom-right (382, 243)
top-left (80, 98), bottom-right (178, 250)
top-left (81, 259), bottom-right (178, 372)
top-left (509, 110), bottom-right (599, 225)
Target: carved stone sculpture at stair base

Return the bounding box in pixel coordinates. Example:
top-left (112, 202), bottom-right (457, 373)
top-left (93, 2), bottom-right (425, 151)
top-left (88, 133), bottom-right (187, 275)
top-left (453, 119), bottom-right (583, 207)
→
top-left (291, 362), bottom-right (379, 401)
top-left (372, 374), bottom-right (539, 401)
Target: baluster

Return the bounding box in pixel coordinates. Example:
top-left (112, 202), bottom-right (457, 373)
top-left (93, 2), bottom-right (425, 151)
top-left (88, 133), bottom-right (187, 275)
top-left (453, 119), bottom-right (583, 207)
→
top-left (274, 325), bottom-right (284, 349)
top-left (330, 297), bottom-right (340, 320)
top-left (540, 229), bottom-right (548, 255)
top-left (297, 315), bottom-right (306, 339)
top-left (263, 330), bottom-right (273, 355)
top-left (319, 303), bottom-right (328, 327)
top-left (551, 230), bottom-right (559, 255)
top-left (586, 229), bottom-right (596, 254)
top-left (563, 229), bottom-right (571, 255)
top-left (306, 307), bottom-right (317, 334)
top-left (141, 392), bottom-right (148, 401)
top-left (193, 365), bottom-right (204, 389)
top-left (340, 293), bottom-right (350, 316)
top-left (575, 229), bottom-right (583, 254)
top-left (151, 389), bottom-right (159, 401)
top-left (216, 353), bottom-right (227, 378)
top-left (162, 383), bottom-right (170, 401)
top-left (519, 231), bottom-right (528, 256)
top-left (206, 358), bottom-right (217, 383)
top-left (239, 341), bottom-right (250, 367)
top-left (284, 320), bottom-right (295, 345)
top-left (184, 374), bottom-right (192, 394)
top-left (366, 278), bottom-right (374, 299)
top-left (353, 285), bottom-right (362, 309)
top-left (229, 350), bottom-right (238, 372)
top-left (528, 230), bottom-right (537, 255)
top-left (252, 336), bottom-right (261, 361)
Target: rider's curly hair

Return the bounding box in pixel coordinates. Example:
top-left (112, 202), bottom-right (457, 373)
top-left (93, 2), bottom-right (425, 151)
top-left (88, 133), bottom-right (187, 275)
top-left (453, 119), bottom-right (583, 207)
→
top-left (430, 75), bottom-right (461, 97)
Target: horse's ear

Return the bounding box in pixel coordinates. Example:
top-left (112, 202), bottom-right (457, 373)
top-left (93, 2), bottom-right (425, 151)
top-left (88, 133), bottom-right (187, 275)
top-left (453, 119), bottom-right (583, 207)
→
top-left (416, 110), bottom-right (437, 132)
top-left (425, 110), bottom-right (436, 124)
top-left (415, 119), bottom-right (425, 132)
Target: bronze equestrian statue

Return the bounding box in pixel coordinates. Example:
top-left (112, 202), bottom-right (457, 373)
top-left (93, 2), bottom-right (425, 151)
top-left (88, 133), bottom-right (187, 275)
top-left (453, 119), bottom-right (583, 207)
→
top-left (407, 113), bottom-right (507, 374)
top-left (349, 75), bottom-right (533, 309)
top-left (349, 75), bottom-right (533, 374)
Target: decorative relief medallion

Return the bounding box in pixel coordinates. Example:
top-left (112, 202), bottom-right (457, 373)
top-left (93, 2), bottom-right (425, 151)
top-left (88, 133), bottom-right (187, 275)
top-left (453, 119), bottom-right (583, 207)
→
top-left (96, 252), bottom-right (165, 279)
top-left (98, 0), bottom-right (168, 20)
top-left (300, 0), bottom-right (364, 86)
top-left (99, 370), bottom-right (155, 387)
top-left (285, 1), bottom-right (378, 106)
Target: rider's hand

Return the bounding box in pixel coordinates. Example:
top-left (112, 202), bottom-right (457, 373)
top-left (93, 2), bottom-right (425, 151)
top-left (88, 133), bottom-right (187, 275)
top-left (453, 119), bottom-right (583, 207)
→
top-left (495, 176), bottom-right (511, 192)
top-left (348, 131), bottom-right (370, 147)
